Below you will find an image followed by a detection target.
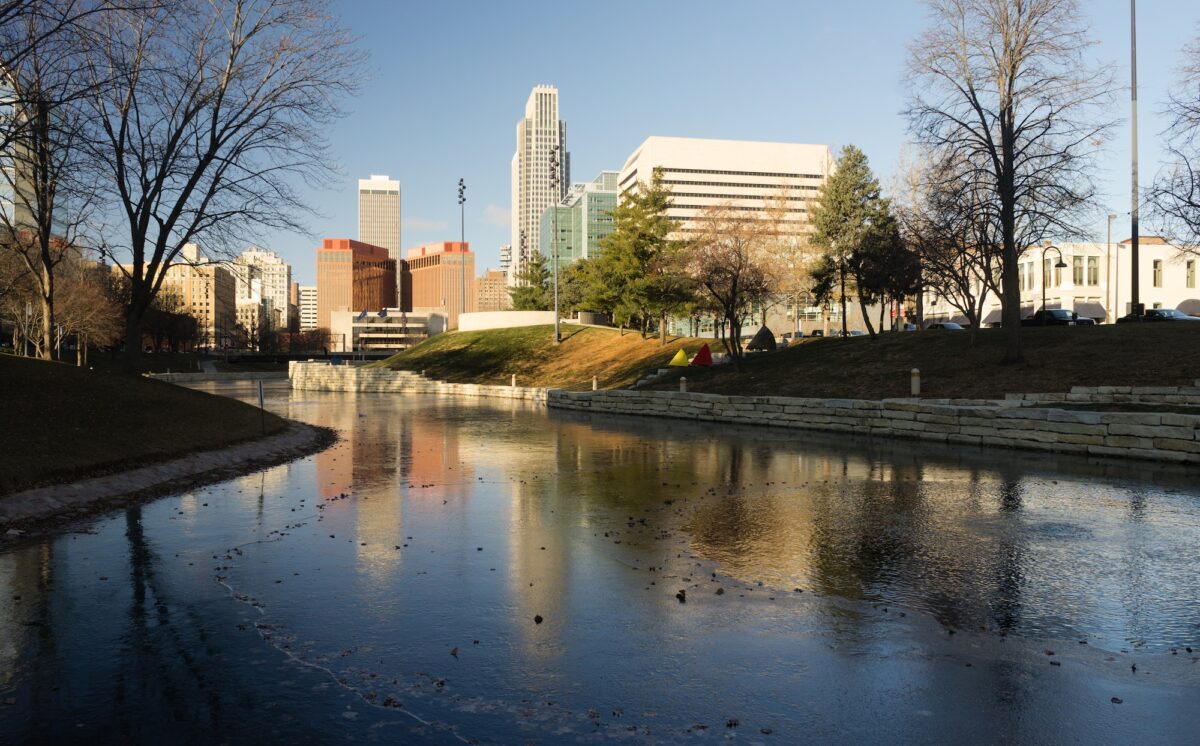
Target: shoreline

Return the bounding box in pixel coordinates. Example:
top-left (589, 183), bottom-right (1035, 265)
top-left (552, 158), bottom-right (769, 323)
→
top-left (0, 420), bottom-right (337, 543)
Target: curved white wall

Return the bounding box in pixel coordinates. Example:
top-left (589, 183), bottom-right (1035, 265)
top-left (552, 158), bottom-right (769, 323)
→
top-left (458, 311), bottom-right (557, 331)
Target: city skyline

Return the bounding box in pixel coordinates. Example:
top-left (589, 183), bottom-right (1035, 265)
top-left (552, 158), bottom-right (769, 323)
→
top-left (237, 1), bottom-right (1194, 286)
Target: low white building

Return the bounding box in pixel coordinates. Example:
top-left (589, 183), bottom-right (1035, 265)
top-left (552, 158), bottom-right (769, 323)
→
top-left (329, 307), bottom-right (447, 353)
top-left (924, 237), bottom-right (1200, 325)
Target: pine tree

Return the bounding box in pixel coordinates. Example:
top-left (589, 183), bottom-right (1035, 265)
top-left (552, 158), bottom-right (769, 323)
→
top-left (508, 252), bottom-right (551, 311)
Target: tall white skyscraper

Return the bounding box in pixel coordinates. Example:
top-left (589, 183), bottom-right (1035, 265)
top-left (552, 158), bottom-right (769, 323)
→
top-left (358, 174), bottom-right (401, 284)
top-left (298, 285), bottom-right (318, 331)
top-left (510, 85), bottom-right (568, 284)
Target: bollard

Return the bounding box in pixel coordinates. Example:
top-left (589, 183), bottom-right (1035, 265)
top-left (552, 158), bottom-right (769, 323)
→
top-left (511, 373), bottom-right (517, 388)
top-left (911, 368), bottom-right (920, 397)
top-left (679, 376), bottom-right (687, 393)
top-left (592, 375), bottom-right (598, 391)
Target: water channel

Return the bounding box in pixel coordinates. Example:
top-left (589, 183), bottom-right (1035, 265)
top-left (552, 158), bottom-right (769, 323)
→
top-left (2, 382), bottom-right (1199, 744)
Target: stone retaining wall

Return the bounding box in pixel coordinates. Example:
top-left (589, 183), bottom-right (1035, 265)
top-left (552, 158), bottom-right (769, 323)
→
top-left (1007, 382), bottom-right (1200, 408)
top-left (289, 362), bottom-right (548, 403)
top-left (288, 362), bottom-right (1200, 464)
top-left (147, 371), bottom-right (288, 383)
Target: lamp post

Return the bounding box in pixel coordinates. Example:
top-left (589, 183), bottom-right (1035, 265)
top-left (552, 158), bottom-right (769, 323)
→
top-left (458, 178), bottom-right (466, 326)
top-left (1041, 244), bottom-right (1068, 325)
top-left (1107, 213), bottom-right (1117, 321)
top-left (548, 146), bottom-right (561, 344)
top-left (1130, 0), bottom-right (1141, 318)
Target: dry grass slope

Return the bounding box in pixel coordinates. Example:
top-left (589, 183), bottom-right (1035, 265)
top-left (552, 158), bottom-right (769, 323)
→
top-left (372, 325), bottom-right (708, 390)
top-left (0, 354), bottom-right (287, 495)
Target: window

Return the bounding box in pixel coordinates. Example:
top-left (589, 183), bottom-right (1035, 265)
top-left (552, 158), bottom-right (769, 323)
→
top-left (1087, 256), bottom-right (1099, 286)
top-left (1188, 260), bottom-right (1195, 289)
top-left (1044, 258), bottom-right (1052, 287)
top-left (1055, 262), bottom-right (1062, 287)
top-left (1019, 263), bottom-right (1026, 291)
top-left (1153, 260), bottom-right (1162, 288)
top-left (1073, 256), bottom-right (1084, 286)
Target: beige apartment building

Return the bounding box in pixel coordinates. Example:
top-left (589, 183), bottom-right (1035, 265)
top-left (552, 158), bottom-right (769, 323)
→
top-left (617, 136), bottom-right (834, 237)
top-left (476, 269), bottom-right (512, 312)
top-left (359, 174), bottom-right (401, 286)
top-left (141, 243), bottom-right (236, 349)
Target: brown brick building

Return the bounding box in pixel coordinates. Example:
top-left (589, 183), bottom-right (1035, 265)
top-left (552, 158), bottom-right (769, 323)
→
top-left (315, 238), bottom-right (398, 330)
top-left (406, 242), bottom-right (476, 329)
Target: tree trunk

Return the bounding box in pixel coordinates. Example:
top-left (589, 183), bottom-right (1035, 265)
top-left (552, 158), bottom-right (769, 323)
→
top-left (123, 309), bottom-right (144, 373)
top-left (839, 263), bottom-right (848, 337)
top-left (879, 301), bottom-right (887, 333)
top-left (859, 294), bottom-right (876, 337)
top-left (999, 116), bottom-right (1023, 363)
top-left (660, 312), bottom-right (668, 345)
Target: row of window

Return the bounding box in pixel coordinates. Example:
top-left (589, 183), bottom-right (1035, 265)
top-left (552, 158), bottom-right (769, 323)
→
top-left (663, 167), bottom-right (825, 179)
top-left (670, 204), bottom-right (808, 213)
top-left (668, 191), bottom-right (812, 202)
top-left (662, 179), bottom-right (819, 191)
top-left (1018, 257), bottom-right (1197, 290)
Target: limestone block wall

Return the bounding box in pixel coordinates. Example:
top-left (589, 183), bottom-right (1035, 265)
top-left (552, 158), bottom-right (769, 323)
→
top-left (1007, 383), bottom-right (1200, 408)
top-left (546, 390), bottom-right (1200, 464)
top-left (288, 362), bottom-right (548, 403)
top-left (147, 371), bottom-right (288, 383)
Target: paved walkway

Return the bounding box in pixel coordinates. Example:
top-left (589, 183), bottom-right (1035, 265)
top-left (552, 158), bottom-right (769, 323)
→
top-left (0, 421), bottom-right (335, 537)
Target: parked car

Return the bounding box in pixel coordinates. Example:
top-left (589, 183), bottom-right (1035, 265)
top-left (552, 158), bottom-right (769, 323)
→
top-left (1116, 308), bottom-right (1200, 323)
top-left (848, 330), bottom-right (867, 337)
top-left (1022, 309), bottom-right (1091, 326)
top-left (809, 329), bottom-right (824, 337)
top-left (926, 322), bottom-right (964, 330)
top-left (900, 323), bottom-right (918, 332)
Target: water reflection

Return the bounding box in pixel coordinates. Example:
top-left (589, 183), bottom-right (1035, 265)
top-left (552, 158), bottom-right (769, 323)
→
top-left (2, 385), bottom-right (1199, 744)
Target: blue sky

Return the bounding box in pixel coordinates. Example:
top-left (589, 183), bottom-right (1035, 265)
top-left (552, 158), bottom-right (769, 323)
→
top-left (271, 0), bottom-right (1200, 284)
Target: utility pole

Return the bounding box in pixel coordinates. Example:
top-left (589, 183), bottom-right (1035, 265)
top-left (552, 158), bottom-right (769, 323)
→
top-left (458, 178), bottom-right (466, 326)
top-left (1130, 0), bottom-right (1141, 317)
top-left (549, 146), bottom-right (561, 344)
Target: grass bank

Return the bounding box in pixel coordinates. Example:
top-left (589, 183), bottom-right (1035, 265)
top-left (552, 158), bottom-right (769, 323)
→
top-left (643, 324), bottom-right (1200, 400)
top-left (371, 324), bottom-right (705, 390)
top-left (0, 354), bottom-right (287, 495)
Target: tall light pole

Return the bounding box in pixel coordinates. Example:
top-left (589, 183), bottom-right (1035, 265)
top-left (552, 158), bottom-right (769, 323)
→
top-left (549, 146), bottom-right (561, 344)
top-left (1130, 0), bottom-right (1141, 318)
top-left (458, 178), bottom-right (466, 325)
top-left (1041, 244), bottom-right (1068, 325)
top-left (1107, 212), bottom-right (1117, 321)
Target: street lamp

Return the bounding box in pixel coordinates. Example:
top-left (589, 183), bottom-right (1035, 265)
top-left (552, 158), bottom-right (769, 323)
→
top-left (1041, 244), bottom-right (1068, 326)
top-left (458, 178), bottom-right (466, 325)
top-left (1107, 212), bottom-right (1117, 321)
top-left (548, 146), bottom-right (561, 344)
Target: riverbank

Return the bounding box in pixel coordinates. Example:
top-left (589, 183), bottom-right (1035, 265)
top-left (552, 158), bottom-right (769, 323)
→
top-left (0, 354), bottom-right (290, 495)
top-left (290, 362), bottom-right (1200, 465)
top-left (0, 419), bottom-right (335, 539)
top-left (644, 324), bottom-right (1200, 400)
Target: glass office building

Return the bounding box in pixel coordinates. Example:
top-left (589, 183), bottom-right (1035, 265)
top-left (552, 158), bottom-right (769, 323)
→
top-left (538, 171), bottom-right (618, 268)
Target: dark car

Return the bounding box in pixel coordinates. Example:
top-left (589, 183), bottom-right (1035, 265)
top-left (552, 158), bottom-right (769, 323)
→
top-left (809, 329), bottom-right (824, 337)
top-left (1116, 308), bottom-right (1200, 323)
top-left (1023, 309), bottom-right (1089, 326)
top-left (926, 322), bottom-right (964, 330)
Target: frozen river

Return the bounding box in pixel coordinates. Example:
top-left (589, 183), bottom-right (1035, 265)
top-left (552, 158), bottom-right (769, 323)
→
top-left (2, 382), bottom-right (1199, 744)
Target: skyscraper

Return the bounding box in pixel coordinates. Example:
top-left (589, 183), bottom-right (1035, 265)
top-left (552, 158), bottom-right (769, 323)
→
top-left (358, 174), bottom-right (401, 284)
top-left (231, 246), bottom-right (292, 329)
top-left (510, 85), bottom-right (568, 285)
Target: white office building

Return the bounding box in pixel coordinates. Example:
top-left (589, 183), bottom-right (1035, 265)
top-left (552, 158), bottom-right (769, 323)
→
top-left (358, 174), bottom-right (401, 286)
top-left (924, 237), bottom-right (1200, 325)
top-left (617, 136), bottom-right (834, 237)
top-left (231, 246), bottom-right (292, 329)
top-left (510, 84), bottom-right (568, 285)
top-left (298, 285), bottom-right (318, 331)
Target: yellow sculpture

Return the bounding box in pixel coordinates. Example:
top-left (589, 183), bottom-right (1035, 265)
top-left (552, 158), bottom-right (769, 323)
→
top-left (668, 349), bottom-right (689, 366)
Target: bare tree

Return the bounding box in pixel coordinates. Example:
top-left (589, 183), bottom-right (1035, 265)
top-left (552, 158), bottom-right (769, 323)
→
top-left (906, 0), bottom-right (1114, 363)
top-left (1151, 34), bottom-right (1200, 250)
top-left (0, 0), bottom-right (102, 359)
top-left (683, 203), bottom-right (776, 369)
top-left (898, 151), bottom-right (1003, 343)
top-left (81, 0), bottom-right (362, 371)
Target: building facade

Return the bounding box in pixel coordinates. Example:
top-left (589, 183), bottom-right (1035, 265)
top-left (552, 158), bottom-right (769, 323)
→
top-left (499, 243), bottom-right (512, 277)
top-left (476, 269), bottom-right (512, 312)
top-left (298, 285), bottom-right (318, 331)
top-left (358, 174), bottom-right (401, 285)
top-left (329, 308), bottom-right (447, 353)
top-left (617, 136), bottom-right (833, 238)
top-left (155, 243), bottom-right (236, 349)
top-left (406, 241), bottom-right (476, 329)
top-left (924, 237), bottom-right (1200, 325)
top-left (510, 84), bottom-right (569, 285)
top-left (539, 170), bottom-right (618, 267)
top-left (230, 245), bottom-right (292, 329)
top-left (315, 238), bottom-right (398, 331)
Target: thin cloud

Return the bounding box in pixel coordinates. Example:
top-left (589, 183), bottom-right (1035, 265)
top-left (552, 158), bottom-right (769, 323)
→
top-left (484, 204), bottom-right (511, 227)
top-left (402, 216), bottom-right (448, 231)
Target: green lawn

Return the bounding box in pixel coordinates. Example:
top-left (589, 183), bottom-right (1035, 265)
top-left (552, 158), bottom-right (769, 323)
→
top-left (642, 324), bottom-right (1200, 400)
top-left (0, 354), bottom-right (287, 495)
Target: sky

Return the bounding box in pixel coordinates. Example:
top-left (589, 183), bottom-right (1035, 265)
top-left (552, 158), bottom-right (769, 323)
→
top-left (266, 0), bottom-right (1200, 285)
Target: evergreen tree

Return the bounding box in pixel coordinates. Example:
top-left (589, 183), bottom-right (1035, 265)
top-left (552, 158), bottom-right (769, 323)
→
top-left (809, 145), bottom-right (894, 336)
top-left (508, 252), bottom-right (551, 311)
